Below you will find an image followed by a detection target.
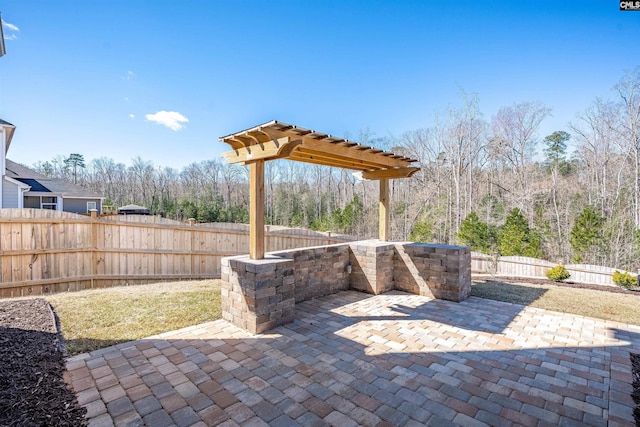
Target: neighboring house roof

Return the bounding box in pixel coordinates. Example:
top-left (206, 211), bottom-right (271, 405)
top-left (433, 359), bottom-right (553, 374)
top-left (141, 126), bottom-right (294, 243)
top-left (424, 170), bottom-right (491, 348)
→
top-left (14, 178), bottom-right (50, 192)
top-left (5, 159), bottom-right (104, 199)
top-left (5, 159), bottom-right (48, 179)
top-left (0, 119), bottom-right (16, 153)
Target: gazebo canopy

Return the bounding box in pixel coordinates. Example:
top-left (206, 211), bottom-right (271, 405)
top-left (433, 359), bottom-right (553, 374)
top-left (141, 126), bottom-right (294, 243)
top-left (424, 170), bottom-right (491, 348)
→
top-left (220, 120), bottom-right (419, 180)
top-left (220, 120), bottom-right (420, 259)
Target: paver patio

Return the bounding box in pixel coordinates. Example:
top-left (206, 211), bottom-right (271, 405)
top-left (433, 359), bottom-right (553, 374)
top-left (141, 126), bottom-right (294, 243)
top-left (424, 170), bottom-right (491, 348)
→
top-left (65, 290), bottom-right (640, 426)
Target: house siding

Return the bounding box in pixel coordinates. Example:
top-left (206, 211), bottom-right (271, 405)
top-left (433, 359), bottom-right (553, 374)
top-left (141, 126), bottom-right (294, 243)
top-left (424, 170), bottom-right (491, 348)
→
top-left (63, 198), bottom-right (102, 214)
top-left (2, 180), bottom-right (20, 208)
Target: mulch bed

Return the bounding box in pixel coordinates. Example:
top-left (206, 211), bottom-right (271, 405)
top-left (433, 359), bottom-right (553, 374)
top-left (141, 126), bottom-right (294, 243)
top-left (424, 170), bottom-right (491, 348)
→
top-left (0, 298), bottom-right (86, 426)
top-left (632, 352), bottom-right (640, 426)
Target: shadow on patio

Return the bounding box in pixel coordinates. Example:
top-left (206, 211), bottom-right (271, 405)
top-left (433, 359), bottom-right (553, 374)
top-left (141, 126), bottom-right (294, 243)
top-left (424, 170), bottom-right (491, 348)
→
top-left (66, 290), bottom-right (640, 426)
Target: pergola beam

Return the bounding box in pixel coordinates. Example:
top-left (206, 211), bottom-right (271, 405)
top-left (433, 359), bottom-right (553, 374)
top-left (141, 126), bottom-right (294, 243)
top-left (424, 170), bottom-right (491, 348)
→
top-left (360, 167), bottom-right (420, 180)
top-left (288, 150), bottom-right (388, 170)
top-left (264, 131), bottom-right (410, 169)
top-left (222, 137), bottom-right (301, 164)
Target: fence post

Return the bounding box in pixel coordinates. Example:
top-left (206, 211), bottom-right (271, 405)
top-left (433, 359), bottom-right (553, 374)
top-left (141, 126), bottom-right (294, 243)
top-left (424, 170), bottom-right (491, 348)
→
top-left (90, 210), bottom-right (98, 289)
top-left (188, 218), bottom-right (196, 275)
top-left (265, 225), bottom-right (271, 252)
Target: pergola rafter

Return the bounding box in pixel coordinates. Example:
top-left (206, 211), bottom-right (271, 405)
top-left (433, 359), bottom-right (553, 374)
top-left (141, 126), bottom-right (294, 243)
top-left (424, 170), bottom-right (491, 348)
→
top-left (220, 120), bottom-right (420, 259)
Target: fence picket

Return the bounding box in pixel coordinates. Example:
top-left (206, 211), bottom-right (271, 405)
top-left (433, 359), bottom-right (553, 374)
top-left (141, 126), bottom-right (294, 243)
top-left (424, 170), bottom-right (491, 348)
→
top-left (471, 251), bottom-right (635, 287)
top-left (0, 209), bottom-right (353, 296)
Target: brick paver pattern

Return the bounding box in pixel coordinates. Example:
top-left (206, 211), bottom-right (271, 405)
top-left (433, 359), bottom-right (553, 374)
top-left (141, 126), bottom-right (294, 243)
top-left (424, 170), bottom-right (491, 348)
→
top-left (65, 291), bottom-right (640, 426)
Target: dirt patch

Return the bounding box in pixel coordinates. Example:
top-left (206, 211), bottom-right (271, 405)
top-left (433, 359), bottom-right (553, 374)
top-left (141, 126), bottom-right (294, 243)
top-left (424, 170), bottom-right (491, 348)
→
top-left (0, 299), bottom-right (86, 426)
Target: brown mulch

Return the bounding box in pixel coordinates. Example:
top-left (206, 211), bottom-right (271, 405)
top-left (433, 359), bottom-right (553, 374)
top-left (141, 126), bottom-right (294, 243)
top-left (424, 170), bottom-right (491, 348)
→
top-left (0, 299), bottom-right (87, 427)
top-left (475, 275), bottom-right (640, 295)
top-left (632, 352), bottom-right (640, 426)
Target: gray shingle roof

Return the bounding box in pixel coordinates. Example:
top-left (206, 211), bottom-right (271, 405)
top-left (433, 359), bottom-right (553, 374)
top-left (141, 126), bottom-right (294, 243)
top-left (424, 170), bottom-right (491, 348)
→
top-left (5, 159), bottom-right (104, 198)
top-left (5, 159), bottom-right (48, 179)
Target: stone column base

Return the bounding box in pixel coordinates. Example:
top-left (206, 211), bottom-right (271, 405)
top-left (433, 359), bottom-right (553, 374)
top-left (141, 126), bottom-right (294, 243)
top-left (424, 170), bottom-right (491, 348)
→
top-left (221, 255), bottom-right (295, 334)
top-left (348, 240), bottom-right (395, 294)
top-left (394, 243), bottom-right (471, 302)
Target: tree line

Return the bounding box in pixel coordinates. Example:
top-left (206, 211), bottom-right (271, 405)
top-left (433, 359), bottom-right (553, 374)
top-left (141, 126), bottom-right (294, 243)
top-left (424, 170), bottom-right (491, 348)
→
top-left (32, 67), bottom-right (640, 271)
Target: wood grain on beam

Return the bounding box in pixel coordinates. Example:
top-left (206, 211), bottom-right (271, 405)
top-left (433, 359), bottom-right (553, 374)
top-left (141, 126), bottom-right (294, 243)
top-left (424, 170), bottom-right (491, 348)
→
top-left (222, 137), bottom-right (301, 164)
top-left (360, 167), bottom-right (420, 180)
top-left (289, 147), bottom-right (390, 170)
top-left (263, 129), bottom-right (410, 169)
top-left (287, 153), bottom-right (372, 171)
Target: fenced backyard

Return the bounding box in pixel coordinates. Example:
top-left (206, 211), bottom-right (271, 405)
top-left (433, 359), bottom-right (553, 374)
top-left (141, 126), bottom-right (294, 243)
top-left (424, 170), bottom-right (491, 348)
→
top-left (471, 251), bottom-right (637, 287)
top-left (0, 209), bottom-right (352, 297)
top-left (1, 208), bottom-right (635, 297)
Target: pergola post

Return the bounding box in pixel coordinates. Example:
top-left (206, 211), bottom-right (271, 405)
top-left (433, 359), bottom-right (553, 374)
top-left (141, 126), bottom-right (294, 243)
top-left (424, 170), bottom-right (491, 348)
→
top-left (379, 178), bottom-right (390, 241)
top-left (249, 160), bottom-right (265, 259)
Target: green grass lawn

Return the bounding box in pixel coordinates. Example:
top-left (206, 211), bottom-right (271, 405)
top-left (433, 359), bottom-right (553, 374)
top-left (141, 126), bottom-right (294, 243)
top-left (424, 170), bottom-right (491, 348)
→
top-left (5, 276), bottom-right (638, 357)
top-left (472, 278), bottom-right (640, 325)
top-left (44, 280), bottom-right (221, 355)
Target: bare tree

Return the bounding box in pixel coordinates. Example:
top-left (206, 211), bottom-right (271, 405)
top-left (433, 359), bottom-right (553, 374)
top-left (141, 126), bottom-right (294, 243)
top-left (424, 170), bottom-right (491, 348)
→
top-left (490, 101), bottom-right (551, 212)
top-left (613, 68), bottom-right (640, 228)
top-left (570, 99), bottom-right (620, 216)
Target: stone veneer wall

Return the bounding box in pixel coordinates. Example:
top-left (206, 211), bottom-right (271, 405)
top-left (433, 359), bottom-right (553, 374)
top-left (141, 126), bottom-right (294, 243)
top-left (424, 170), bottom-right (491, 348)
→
top-left (221, 240), bottom-right (471, 334)
top-left (271, 244), bottom-right (350, 303)
top-left (349, 241), bottom-right (395, 294)
top-left (394, 243), bottom-right (471, 302)
top-left (220, 256), bottom-right (295, 334)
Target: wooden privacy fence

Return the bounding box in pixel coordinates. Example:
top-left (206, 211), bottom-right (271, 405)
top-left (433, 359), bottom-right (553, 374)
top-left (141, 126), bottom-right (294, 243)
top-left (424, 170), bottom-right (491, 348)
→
top-left (0, 209), bottom-right (353, 297)
top-left (471, 252), bottom-right (637, 287)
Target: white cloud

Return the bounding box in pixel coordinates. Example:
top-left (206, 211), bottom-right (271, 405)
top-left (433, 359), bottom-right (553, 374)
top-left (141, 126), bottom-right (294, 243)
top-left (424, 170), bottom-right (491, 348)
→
top-left (123, 70), bottom-right (135, 81)
top-left (2, 20), bottom-right (19, 32)
top-left (2, 19), bottom-right (19, 41)
top-left (145, 111), bottom-right (189, 131)
top-left (129, 113), bottom-right (135, 120)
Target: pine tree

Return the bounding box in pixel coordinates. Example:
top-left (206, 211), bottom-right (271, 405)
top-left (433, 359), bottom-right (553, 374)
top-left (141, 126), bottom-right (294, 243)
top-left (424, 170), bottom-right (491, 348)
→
top-left (570, 206), bottom-right (604, 263)
top-left (498, 208), bottom-right (541, 257)
top-left (542, 131), bottom-right (572, 175)
top-left (410, 217), bottom-right (432, 243)
top-left (457, 211), bottom-right (497, 254)
top-left (63, 153), bottom-right (86, 184)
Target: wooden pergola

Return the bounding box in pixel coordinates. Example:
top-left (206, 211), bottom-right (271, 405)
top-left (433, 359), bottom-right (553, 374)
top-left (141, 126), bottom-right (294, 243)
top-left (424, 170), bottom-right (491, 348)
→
top-left (220, 120), bottom-right (420, 259)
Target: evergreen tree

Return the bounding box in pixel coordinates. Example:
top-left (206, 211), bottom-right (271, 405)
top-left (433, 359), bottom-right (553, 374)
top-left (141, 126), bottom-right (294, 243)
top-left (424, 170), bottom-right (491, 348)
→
top-left (457, 211), bottom-right (497, 254)
top-left (341, 195), bottom-right (363, 234)
top-left (498, 208), bottom-right (541, 257)
top-left (570, 206), bottom-right (604, 263)
top-left (409, 217), bottom-right (432, 243)
top-left (542, 131), bottom-right (572, 175)
top-left (63, 153), bottom-right (86, 184)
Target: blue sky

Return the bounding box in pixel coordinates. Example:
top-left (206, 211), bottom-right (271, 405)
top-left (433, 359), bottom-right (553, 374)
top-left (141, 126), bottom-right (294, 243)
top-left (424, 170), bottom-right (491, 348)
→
top-left (1, 1), bottom-right (639, 169)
